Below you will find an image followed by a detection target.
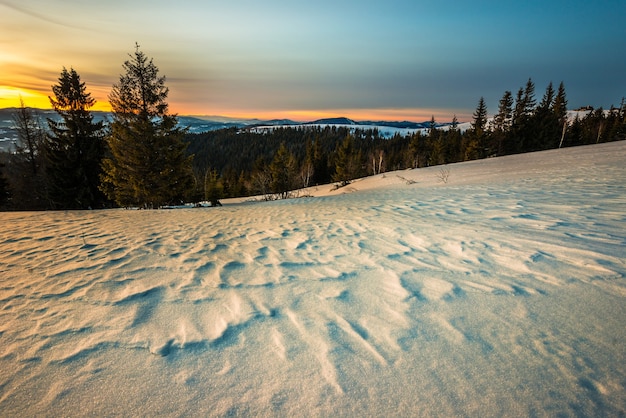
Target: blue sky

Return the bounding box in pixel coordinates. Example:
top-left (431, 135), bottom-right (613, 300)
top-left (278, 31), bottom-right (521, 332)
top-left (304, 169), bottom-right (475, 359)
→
top-left (1, 0), bottom-right (624, 121)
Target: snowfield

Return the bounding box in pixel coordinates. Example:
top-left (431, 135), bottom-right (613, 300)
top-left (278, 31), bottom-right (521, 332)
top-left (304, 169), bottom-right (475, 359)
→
top-left (1, 141), bottom-right (625, 417)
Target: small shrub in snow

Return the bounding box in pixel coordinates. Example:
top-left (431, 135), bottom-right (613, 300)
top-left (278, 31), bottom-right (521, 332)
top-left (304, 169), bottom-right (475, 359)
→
top-left (436, 167), bottom-right (450, 184)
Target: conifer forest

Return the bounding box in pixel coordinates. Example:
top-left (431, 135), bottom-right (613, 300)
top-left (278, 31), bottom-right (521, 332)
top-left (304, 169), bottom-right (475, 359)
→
top-left (1, 48), bottom-right (625, 211)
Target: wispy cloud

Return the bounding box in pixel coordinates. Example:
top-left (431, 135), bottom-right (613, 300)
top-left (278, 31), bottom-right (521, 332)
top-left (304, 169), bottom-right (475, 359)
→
top-left (0, 0), bottom-right (87, 31)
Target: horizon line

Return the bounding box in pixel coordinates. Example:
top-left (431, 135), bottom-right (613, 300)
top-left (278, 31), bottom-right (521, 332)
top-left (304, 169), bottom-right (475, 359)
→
top-left (0, 87), bottom-right (472, 122)
top-left (0, 104), bottom-right (472, 124)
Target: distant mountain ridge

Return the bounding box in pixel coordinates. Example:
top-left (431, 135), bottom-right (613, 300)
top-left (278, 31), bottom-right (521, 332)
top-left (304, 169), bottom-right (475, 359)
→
top-left (306, 117), bottom-right (357, 126)
top-left (303, 118), bottom-right (432, 130)
top-left (0, 107), bottom-right (453, 151)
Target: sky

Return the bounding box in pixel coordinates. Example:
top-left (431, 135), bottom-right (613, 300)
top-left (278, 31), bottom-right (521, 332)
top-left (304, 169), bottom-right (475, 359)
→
top-left (1, 0), bottom-right (625, 122)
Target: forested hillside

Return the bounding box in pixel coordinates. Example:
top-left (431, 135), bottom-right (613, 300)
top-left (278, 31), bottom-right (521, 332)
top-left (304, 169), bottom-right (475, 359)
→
top-left (1, 76), bottom-right (625, 210)
top-left (184, 80), bottom-right (625, 201)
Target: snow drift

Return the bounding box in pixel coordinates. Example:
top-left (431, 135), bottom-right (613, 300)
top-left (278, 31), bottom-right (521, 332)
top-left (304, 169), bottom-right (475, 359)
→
top-left (1, 142), bottom-right (625, 416)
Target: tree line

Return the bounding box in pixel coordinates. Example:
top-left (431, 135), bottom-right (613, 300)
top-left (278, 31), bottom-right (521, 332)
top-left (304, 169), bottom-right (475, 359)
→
top-left (184, 78), bottom-right (625, 201)
top-left (0, 45), bottom-right (192, 210)
top-left (1, 48), bottom-right (625, 210)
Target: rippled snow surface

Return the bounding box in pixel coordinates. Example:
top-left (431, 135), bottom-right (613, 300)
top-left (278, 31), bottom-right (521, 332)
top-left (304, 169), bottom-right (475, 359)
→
top-left (1, 142), bottom-right (625, 416)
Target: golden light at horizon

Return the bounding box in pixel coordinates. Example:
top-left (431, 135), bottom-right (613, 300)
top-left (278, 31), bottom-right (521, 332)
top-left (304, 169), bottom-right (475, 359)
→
top-left (1, 82), bottom-right (469, 122)
top-left (0, 85), bottom-right (111, 112)
top-left (0, 86), bottom-right (50, 108)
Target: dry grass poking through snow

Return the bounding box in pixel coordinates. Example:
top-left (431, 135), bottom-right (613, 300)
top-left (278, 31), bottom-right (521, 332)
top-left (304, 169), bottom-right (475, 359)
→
top-left (1, 142), bottom-right (625, 416)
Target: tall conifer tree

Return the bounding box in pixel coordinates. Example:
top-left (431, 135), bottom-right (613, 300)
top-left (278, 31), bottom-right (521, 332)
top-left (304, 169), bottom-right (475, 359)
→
top-left (466, 97), bottom-right (488, 160)
top-left (46, 67), bottom-right (106, 209)
top-left (494, 91), bottom-right (514, 132)
top-left (522, 78), bottom-right (537, 116)
top-left (532, 81), bottom-right (566, 150)
top-left (269, 143), bottom-right (297, 199)
top-left (492, 91), bottom-right (513, 155)
top-left (333, 134), bottom-right (361, 185)
top-left (538, 81), bottom-right (555, 112)
top-left (552, 82), bottom-right (568, 123)
top-left (101, 44), bottom-right (193, 208)
top-left (510, 79), bottom-right (537, 154)
top-left (513, 87), bottom-right (526, 124)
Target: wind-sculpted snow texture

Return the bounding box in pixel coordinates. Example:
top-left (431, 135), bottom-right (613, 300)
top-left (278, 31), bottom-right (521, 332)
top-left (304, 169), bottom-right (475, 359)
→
top-left (1, 142), bottom-right (625, 417)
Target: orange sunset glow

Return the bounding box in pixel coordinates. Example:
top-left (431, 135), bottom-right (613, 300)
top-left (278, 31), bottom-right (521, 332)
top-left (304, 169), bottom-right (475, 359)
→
top-left (0, 83), bottom-right (113, 112)
top-left (1, 80), bottom-right (468, 123)
top-left (0, 86), bottom-right (50, 109)
top-left (1, 1), bottom-right (624, 122)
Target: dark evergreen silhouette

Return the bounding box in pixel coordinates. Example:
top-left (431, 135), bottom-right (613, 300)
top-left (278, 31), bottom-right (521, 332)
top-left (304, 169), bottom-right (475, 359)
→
top-left (269, 142), bottom-right (298, 198)
top-left (9, 100), bottom-right (48, 209)
top-left (332, 134), bottom-right (362, 186)
top-left (45, 68), bottom-right (107, 209)
top-left (203, 169), bottom-right (224, 206)
top-left (492, 90), bottom-right (514, 155)
top-left (466, 97), bottom-right (489, 160)
top-left (100, 44), bottom-right (193, 208)
top-left (509, 78), bottom-right (537, 153)
top-left (0, 162), bottom-right (10, 208)
top-left (299, 139), bottom-right (316, 188)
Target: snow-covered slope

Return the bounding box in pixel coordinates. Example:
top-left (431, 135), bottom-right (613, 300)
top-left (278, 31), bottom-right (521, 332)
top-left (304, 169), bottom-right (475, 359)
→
top-left (1, 142), bottom-right (625, 416)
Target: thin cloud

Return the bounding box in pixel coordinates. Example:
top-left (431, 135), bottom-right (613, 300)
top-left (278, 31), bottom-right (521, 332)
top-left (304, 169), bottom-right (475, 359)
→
top-left (0, 0), bottom-right (87, 31)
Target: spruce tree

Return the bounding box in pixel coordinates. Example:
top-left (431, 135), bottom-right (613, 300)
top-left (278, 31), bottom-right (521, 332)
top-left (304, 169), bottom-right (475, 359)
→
top-left (269, 142), bottom-right (297, 199)
top-left (532, 81), bottom-right (566, 151)
top-left (46, 67), bottom-right (106, 209)
top-left (310, 137), bottom-right (329, 186)
top-left (512, 87), bottom-right (526, 125)
top-left (492, 90), bottom-right (513, 155)
top-left (552, 82), bottom-right (568, 124)
top-left (204, 169), bottom-right (224, 206)
top-left (465, 97), bottom-right (488, 160)
top-left (510, 79), bottom-right (537, 154)
top-left (538, 81), bottom-right (555, 112)
top-left (429, 131), bottom-right (445, 166)
top-left (101, 44), bottom-right (193, 208)
top-left (300, 140), bottom-right (315, 188)
top-left (494, 91), bottom-right (514, 132)
top-left (553, 85), bottom-right (569, 147)
top-left (471, 97), bottom-right (488, 134)
top-left (522, 78), bottom-right (537, 116)
top-left (333, 134), bottom-right (361, 186)
top-left (407, 131), bottom-right (425, 168)
top-left (446, 115), bottom-right (463, 163)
